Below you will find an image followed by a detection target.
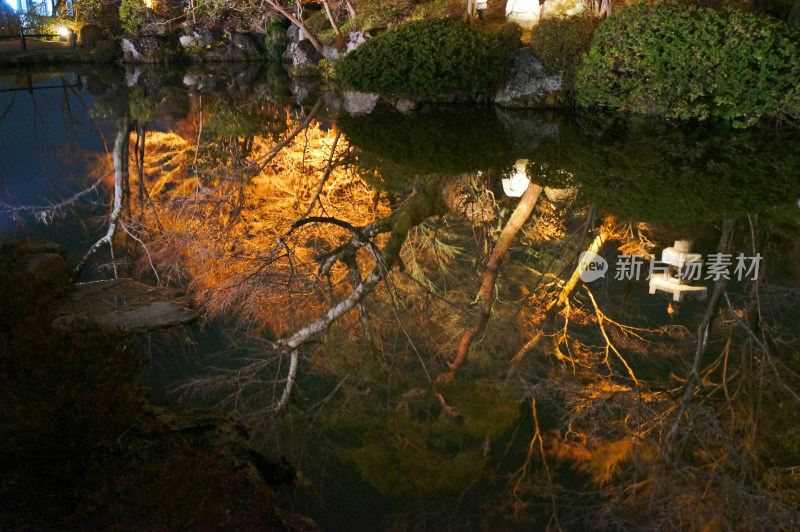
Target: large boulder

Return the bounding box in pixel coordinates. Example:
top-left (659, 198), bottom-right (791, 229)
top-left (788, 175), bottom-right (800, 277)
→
top-left (226, 32), bottom-right (262, 60)
top-left (284, 39), bottom-right (324, 77)
top-left (121, 36), bottom-right (179, 63)
top-left (2, 239), bottom-right (69, 286)
top-left (540, 0), bottom-right (585, 18)
top-left (346, 30), bottom-right (369, 53)
top-left (506, 0), bottom-right (541, 29)
top-left (325, 30), bottom-right (371, 61)
top-left (494, 47), bottom-right (563, 108)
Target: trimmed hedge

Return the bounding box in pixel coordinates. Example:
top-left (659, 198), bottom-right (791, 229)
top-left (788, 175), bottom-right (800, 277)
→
top-left (575, 4), bottom-right (800, 127)
top-left (334, 18), bottom-right (519, 99)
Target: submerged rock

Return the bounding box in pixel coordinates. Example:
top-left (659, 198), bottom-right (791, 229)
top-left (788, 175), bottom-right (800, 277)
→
top-left (53, 278), bottom-right (197, 334)
top-left (1, 239), bottom-right (69, 286)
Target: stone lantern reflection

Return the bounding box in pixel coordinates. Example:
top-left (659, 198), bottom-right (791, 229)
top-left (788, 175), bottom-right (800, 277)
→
top-left (648, 240), bottom-right (708, 302)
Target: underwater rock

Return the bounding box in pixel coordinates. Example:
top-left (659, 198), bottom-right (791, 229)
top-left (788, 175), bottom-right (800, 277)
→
top-left (53, 278), bottom-right (197, 334)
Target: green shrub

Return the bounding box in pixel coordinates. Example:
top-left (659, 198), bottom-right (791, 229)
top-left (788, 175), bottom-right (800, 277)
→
top-left (575, 4), bottom-right (800, 127)
top-left (119, 0), bottom-right (149, 34)
top-left (334, 18), bottom-right (517, 99)
top-left (263, 15), bottom-right (289, 62)
top-left (495, 21), bottom-right (524, 54)
top-left (529, 15), bottom-right (597, 95)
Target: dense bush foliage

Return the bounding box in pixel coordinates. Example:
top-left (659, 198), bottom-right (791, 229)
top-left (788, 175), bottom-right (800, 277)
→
top-left (575, 4), bottom-right (800, 127)
top-left (119, 0), bottom-right (150, 34)
top-left (529, 15), bottom-right (597, 95)
top-left (334, 19), bottom-right (519, 98)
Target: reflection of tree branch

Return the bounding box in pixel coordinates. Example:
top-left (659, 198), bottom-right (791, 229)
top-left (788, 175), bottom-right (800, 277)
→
top-left (201, 99), bottom-right (325, 222)
top-left (276, 186), bottom-right (444, 351)
top-left (269, 186), bottom-right (446, 410)
top-left (273, 348), bottom-right (299, 412)
top-left (0, 171), bottom-right (109, 221)
top-left (120, 221), bottom-right (160, 284)
top-left (584, 285), bottom-right (639, 386)
top-left (249, 98), bottom-right (324, 175)
top-left (73, 118), bottom-right (132, 278)
top-left (68, 85), bottom-right (109, 155)
top-left (444, 183), bottom-right (542, 380)
top-left (134, 124), bottom-right (163, 231)
top-left (665, 218), bottom-right (735, 447)
top-left (511, 397), bottom-right (560, 529)
top-left (342, 246), bottom-right (372, 345)
top-left (723, 292), bottom-right (800, 405)
top-left (300, 129), bottom-right (341, 219)
top-left (512, 209), bottom-right (604, 364)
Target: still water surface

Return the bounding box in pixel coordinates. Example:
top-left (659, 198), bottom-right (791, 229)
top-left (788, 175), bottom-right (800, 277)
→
top-left (2, 63), bottom-right (800, 530)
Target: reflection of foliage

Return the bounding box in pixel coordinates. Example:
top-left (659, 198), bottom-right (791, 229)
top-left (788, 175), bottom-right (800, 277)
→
top-left (322, 337), bottom-right (519, 498)
top-left (534, 115), bottom-right (800, 221)
top-left (203, 97), bottom-right (269, 138)
top-left (64, 65), bottom-right (800, 530)
top-left (352, 151), bottom-right (434, 193)
top-left (334, 18), bottom-right (518, 98)
top-left (129, 87), bottom-right (159, 123)
top-left (525, 160), bottom-right (574, 190)
top-left (192, 95), bottom-right (292, 177)
top-left (575, 3), bottom-right (800, 127)
top-left (338, 108), bottom-right (516, 179)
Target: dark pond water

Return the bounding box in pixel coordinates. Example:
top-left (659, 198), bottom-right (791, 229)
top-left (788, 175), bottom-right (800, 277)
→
top-left (2, 63), bottom-right (800, 531)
